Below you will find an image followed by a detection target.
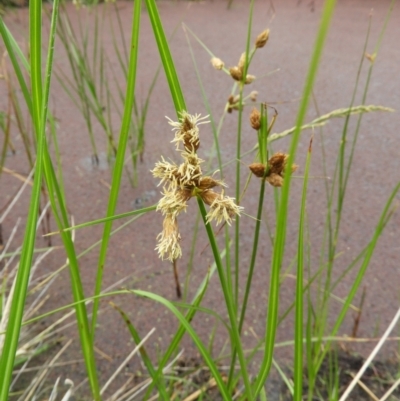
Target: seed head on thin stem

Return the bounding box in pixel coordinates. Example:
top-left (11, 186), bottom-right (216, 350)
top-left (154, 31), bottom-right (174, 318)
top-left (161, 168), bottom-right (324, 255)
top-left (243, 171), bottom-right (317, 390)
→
top-left (249, 91), bottom-right (258, 102)
top-left (244, 74), bottom-right (256, 85)
top-left (167, 111), bottom-right (209, 153)
top-left (249, 108), bottom-right (261, 130)
top-left (206, 192), bottom-right (244, 226)
top-left (227, 94), bottom-right (241, 113)
top-left (211, 57), bottom-right (225, 70)
top-left (365, 52), bottom-right (376, 64)
top-left (249, 162), bottom-right (265, 178)
top-left (255, 29), bottom-right (270, 49)
top-left (237, 52), bottom-right (247, 71)
top-left (229, 66), bottom-right (242, 82)
top-left (152, 112), bottom-right (243, 261)
top-left (249, 152), bottom-right (298, 187)
top-left (156, 214), bottom-right (182, 261)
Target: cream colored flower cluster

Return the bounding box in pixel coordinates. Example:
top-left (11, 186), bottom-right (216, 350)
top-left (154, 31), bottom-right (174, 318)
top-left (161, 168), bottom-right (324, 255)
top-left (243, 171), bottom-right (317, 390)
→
top-left (152, 112), bottom-right (243, 261)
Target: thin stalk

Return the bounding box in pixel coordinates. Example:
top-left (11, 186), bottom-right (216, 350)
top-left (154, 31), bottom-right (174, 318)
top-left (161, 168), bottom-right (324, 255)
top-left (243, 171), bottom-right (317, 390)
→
top-left (110, 302), bottom-right (170, 400)
top-left (45, 205), bottom-right (157, 236)
top-left (0, 1), bottom-right (45, 395)
top-left (6, 75), bottom-right (34, 167)
top-left (1, 9), bottom-right (101, 399)
top-left (91, 0), bottom-right (141, 340)
top-left (184, 27), bottom-right (223, 175)
top-left (239, 104), bottom-right (268, 332)
top-left (0, 0), bottom-right (66, 397)
top-left (294, 137), bottom-right (313, 401)
top-left (315, 182), bottom-right (400, 373)
top-left (254, 0), bottom-right (337, 396)
top-left (234, 0), bottom-right (255, 310)
top-left (145, 0), bottom-right (186, 114)
top-left (340, 2), bottom-right (394, 231)
top-left (143, 249), bottom-right (226, 400)
top-left (0, 21), bottom-right (32, 115)
top-left (313, 8), bottom-right (393, 386)
top-left (134, 290), bottom-right (232, 401)
top-left (226, 179), bottom-right (266, 393)
top-left (197, 197), bottom-right (253, 401)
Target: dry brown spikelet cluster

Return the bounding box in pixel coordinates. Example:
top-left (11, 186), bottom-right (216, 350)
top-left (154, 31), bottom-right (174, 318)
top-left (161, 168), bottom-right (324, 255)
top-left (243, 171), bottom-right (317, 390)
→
top-left (229, 53), bottom-right (256, 85)
top-left (255, 29), bottom-right (270, 49)
top-left (249, 107), bottom-right (261, 130)
top-left (249, 153), bottom-right (298, 187)
top-left (209, 28), bottom-right (269, 87)
top-left (152, 112), bottom-right (243, 261)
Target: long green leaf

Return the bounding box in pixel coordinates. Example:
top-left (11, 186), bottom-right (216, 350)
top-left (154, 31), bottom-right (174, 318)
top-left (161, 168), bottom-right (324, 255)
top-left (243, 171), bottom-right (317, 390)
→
top-left (110, 302), bottom-right (170, 400)
top-left (2, 3), bottom-right (102, 397)
top-left (254, 0), bottom-right (337, 396)
top-left (145, 0), bottom-right (186, 115)
top-left (0, 0), bottom-right (46, 397)
top-left (316, 182), bottom-right (400, 371)
top-left (46, 205), bottom-right (156, 235)
top-left (91, 0), bottom-right (141, 339)
top-left (294, 137), bottom-right (313, 401)
top-left (143, 249), bottom-right (225, 400)
top-left (132, 290), bottom-right (231, 401)
top-left (197, 197), bottom-right (253, 400)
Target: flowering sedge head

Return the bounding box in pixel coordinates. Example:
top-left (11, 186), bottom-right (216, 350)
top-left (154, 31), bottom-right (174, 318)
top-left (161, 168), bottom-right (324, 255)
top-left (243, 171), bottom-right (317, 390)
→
top-left (152, 112), bottom-right (243, 261)
top-left (204, 191), bottom-right (243, 226)
top-left (167, 112), bottom-right (209, 153)
top-left (155, 214), bottom-right (182, 262)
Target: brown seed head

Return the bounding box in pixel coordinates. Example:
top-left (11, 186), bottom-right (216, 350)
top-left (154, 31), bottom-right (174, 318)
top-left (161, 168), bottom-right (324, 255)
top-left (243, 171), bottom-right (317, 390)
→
top-left (200, 189), bottom-right (219, 206)
top-left (264, 152), bottom-right (298, 187)
top-left (249, 91), bottom-right (258, 102)
top-left (211, 57), bottom-right (225, 70)
top-left (365, 52), bottom-right (376, 63)
top-left (237, 52), bottom-right (247, 71)
top-left (181, 114), bottom-right (194, 134)
top-left (206, 193), bottom-right (243, 226)
top-left (229, 66), bottom-right (242, 82)
top-left (249, 108), bottom-right (261, 130)
top-left (245, 74), bottom-right (256, 85)
top-left (255, 29), bottom-right (270, 49)
top-left (177, 158), bottom-right (203, 188)
top-left (249, 163), bottom-right (266, 178)
top-left (183, 134), bottom-right (200, 153)
top-left (176, 187), bottom-right (193, 203)
top-left (266, 173), bottom-right (283, 187)
top-left (227, 94), bottom-right (241, 113)
top-left (197, 176), bottom-right (224, 190)
top-left (268, 152), bottom-right (288, 175)
top-left (156, 213), bottom-right (182, 261)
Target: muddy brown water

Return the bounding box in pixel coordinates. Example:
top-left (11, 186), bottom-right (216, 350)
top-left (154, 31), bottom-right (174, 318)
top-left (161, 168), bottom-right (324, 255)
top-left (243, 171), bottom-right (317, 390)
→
top-left (1, 0), bottom-right (400, 398)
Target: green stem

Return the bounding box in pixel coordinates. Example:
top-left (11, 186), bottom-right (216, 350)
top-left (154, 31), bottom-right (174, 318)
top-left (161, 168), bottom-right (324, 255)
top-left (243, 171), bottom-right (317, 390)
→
top-left (91, 0), bottom-right (141, 340)
top-left (239, 179), bottom-right (266, 332)
top-left (253, 0), bottom-right (337, 397)
top-left (234, 0), bottom-right (255, 310)
top-left (197, 197), bottom-right (253, 401)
